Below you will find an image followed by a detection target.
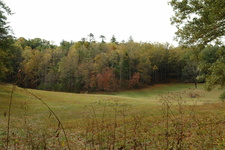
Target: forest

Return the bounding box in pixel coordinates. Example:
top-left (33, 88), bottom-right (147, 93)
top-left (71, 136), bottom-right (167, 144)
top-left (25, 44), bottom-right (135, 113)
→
top-left (1, 35), bottom-right (224, 92)
top-left (1, 0), bottom-right (225, 93)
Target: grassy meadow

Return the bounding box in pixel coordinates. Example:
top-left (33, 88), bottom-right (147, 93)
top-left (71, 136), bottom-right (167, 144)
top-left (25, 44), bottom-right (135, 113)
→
top-left (1, 83), bottom-right (225, 149)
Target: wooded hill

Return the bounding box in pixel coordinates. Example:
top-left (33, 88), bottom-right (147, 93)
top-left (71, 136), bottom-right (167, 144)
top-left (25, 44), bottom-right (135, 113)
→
top-left (1, 36), bottom-right (224, 92)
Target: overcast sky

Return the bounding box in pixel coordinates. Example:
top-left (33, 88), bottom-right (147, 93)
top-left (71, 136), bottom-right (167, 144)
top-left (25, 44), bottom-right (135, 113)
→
top-left (5, 0), bottom-right (178, 46)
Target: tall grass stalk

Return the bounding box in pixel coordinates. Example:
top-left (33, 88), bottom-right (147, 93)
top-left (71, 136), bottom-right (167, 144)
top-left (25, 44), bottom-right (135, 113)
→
top-left (6, 84), bottom-right (16, 149)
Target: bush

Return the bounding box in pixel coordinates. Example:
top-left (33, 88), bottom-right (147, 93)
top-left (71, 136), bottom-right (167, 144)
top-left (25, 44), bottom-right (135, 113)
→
top-left (219, 91), bottom-right (225, 101)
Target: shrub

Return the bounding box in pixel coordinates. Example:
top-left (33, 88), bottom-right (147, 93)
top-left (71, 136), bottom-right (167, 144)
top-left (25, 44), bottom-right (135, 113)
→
top-left (219, 91), bottom-right (225, 101)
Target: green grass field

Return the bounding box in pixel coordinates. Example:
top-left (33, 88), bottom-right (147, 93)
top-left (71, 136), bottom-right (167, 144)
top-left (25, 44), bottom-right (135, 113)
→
top-left (0, 83), bottom-right (225, 149)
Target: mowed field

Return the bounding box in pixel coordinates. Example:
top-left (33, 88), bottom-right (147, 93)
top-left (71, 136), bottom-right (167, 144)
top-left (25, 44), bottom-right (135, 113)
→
top-left (0, 83), bottom-right (225, 149)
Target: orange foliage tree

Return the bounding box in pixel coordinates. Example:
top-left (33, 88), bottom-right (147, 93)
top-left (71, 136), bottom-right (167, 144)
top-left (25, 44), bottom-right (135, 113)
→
top-left (97, 67), bottom-right (118, 91)
top-left (129, 72), bottom-right (140, 88)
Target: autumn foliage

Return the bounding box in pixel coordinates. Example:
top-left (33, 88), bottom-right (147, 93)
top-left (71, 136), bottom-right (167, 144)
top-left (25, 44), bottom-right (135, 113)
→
top-left (96, 68), bottom-right (117, 91)
top-left (129, 72), bottom-right (140, 88)
top-left (1, 36), bottom-right (224, 93)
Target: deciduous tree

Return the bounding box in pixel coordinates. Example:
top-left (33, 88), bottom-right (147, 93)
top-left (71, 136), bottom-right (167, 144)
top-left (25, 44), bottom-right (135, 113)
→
top-left (169, 0), bottom-right (225, 92)
top-left (169, 0), bottom-right (225, 47)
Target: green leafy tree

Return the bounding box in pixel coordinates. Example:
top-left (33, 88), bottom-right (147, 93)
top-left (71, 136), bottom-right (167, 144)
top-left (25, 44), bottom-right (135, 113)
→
top-left (15, 37), bottom-right (27, 49)
top-left (0, 39), bottom-right (22, 82)
top-left (169, 0), bottom-right (225, 93)
top-left (94, 53), bottom-right (109, 72)
top-left (0, 0), bottom-right (12, 42)
top-left (25, 38), bottom-right (56, 50)
top-left (20, 47), bottom-right (42, 88)
top-left (58, 46), bottom-right (80, 92)
top-left (60, 40), bottom-right (74, 55)
top-left (198, 46), bottom-right (225, 91)
top-left (125, 41), bottom-right (140, 77)
top-left (38, 47), bottom-right (63, 90)
top-left (137, 54), bottom-right (152, 84)
top-left (169, 0), bottom-right (225, 47)
top-left (0, 0), bottom-right (16, 81)
top-left (204, 57), bottom-right (225, 91)
top-left (197, 46), bottom-right (221, 80)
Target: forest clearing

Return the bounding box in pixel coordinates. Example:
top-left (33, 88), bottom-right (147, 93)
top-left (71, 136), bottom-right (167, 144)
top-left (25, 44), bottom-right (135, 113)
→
top-left (1, 83), bottom-right (225, 149)
top-left (1, 0), bottom-right (225, 149)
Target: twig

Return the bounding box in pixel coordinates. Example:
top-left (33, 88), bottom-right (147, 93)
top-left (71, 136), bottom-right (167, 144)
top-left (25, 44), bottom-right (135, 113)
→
top-left (26, 89), bottom-right (71, 150)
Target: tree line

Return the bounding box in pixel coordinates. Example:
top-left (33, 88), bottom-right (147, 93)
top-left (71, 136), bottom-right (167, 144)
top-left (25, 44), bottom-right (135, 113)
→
top-left (0, 35), bottom-right (223, 92)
